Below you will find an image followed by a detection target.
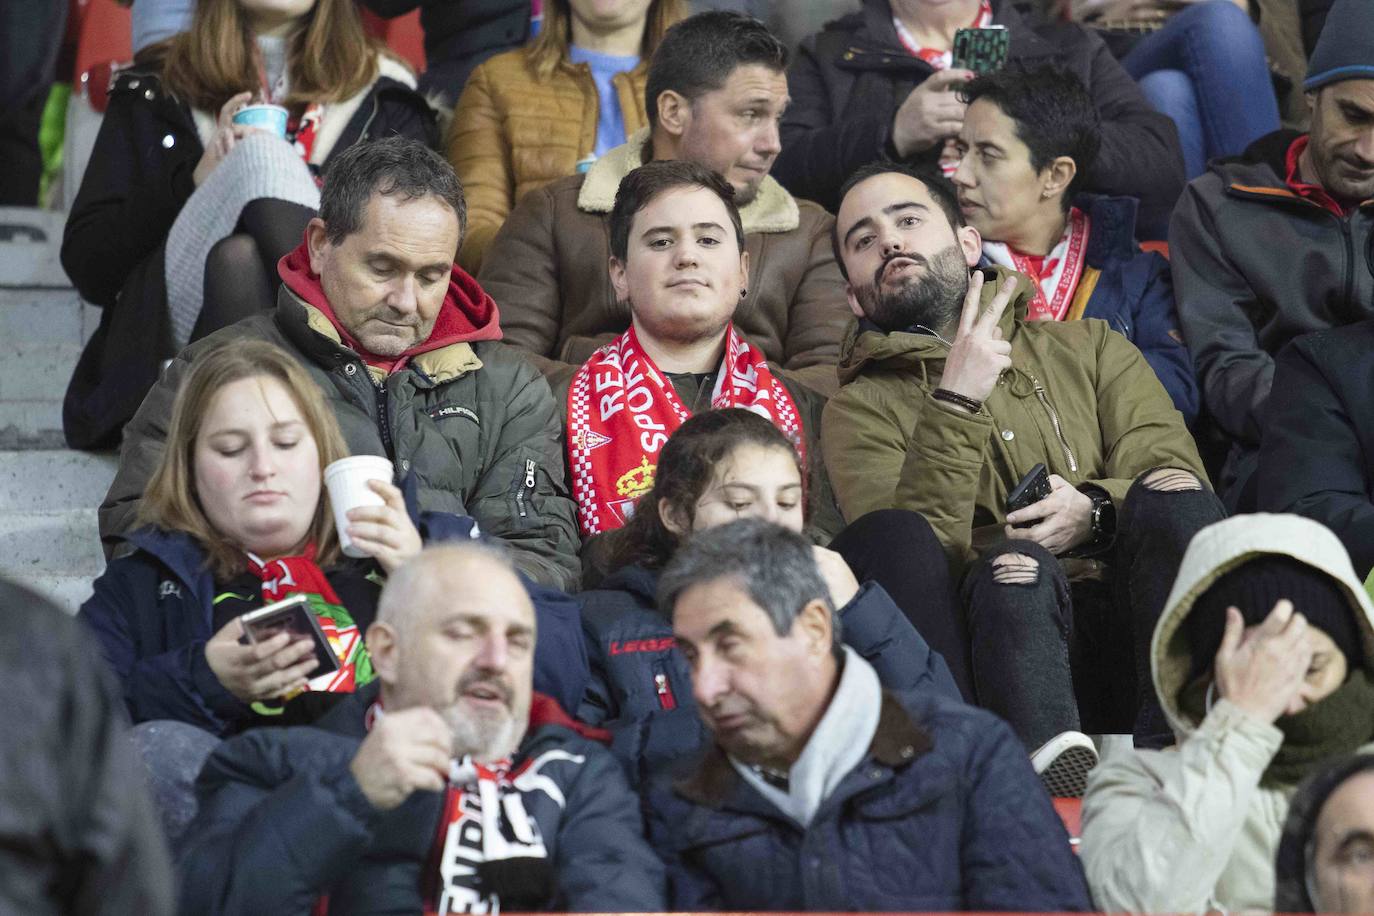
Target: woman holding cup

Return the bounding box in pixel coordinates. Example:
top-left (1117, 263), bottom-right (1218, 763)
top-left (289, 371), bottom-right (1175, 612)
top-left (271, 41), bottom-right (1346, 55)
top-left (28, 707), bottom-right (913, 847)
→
top-left (61, 0), bottom-right (436, 450)
top-left (79, 339), bottom-right (425, 738)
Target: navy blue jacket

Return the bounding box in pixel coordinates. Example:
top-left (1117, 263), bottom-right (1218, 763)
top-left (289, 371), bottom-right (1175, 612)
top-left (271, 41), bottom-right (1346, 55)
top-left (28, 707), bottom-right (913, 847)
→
top-left (982, 194), bottom-right (1198, 424)
top-left (644, 690), bottom-right (1093, 911)
top-left (577, 563), bottom-right (961, 784)
top-left (178, 683), bottom-right (666, 914)
top-left (79, 523), bottom-right (588, 736)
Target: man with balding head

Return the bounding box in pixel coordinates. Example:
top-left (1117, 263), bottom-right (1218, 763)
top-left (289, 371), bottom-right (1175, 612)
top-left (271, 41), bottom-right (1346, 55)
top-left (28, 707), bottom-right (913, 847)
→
top-left (179, 544), bottom-right (665, 915)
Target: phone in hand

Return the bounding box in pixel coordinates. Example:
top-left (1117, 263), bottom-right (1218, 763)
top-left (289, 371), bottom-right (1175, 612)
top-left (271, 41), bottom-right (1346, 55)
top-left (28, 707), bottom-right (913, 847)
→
top-left (240, 593), bottom-right (340, 679)
top-left (952, 26), bottom-right (1010, 74)
top-left (1006, 463), bottom-right (1052, 516)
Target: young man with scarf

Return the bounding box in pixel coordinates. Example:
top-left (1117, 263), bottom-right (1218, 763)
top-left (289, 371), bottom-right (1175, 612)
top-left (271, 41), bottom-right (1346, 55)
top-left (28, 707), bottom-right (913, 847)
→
top-left (565, 159), bottom-right (839, 539)
top-left (98, 137), bottom-right (583, 592)
top-left (823, 162), bottom-right (1222, 795)
top-left (951, 65), bottom-right (1197, 423)
top-left (643, 518), bottom-right (1092, 910)
top-left (179, 543), bottom-right (666, 914)
top-left (1082, 514), bottom-right (1374, 913)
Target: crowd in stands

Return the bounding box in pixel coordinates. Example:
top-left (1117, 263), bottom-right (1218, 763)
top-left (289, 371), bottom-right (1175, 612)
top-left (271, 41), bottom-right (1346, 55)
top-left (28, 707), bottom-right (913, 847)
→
top-left (5, 0), bottom-right (1374, 911)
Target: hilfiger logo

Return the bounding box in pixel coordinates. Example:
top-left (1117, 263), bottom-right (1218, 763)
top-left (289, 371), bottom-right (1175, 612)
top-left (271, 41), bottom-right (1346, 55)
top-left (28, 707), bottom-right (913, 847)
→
top-left (429, 405), bottom-right (479, 423)
top-left (608, 637), bottom-right (676, 655)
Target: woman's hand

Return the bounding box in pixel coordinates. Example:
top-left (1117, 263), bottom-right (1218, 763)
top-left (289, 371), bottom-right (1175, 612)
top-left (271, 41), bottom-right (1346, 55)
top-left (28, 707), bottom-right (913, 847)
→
top-left (205, 616), bottom-right (319, 703)
top-left (192, 91), bottom-right (256, 186)
top-left (813, 545), bottom-right (861, 612)
top-left (346, 479), bottom-right (423, 574)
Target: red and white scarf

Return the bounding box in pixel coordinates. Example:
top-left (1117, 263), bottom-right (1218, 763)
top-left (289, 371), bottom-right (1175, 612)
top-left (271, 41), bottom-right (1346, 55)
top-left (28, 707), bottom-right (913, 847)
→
top-left (566, 324), bottom-right (806, 536)
top-left (982, 207), bottom-right (1091, 322)
top-left (893, 0), bottom-right (993, 69)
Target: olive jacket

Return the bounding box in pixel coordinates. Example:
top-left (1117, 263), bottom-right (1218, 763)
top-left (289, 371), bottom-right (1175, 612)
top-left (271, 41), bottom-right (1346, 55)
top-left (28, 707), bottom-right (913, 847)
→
top-left (821, 266), bottom-right (1206, 573)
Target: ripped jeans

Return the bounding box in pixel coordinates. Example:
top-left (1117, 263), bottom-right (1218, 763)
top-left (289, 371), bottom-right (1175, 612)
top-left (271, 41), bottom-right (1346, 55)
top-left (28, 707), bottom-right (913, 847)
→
top-left (961, 469), bottom-right (1225, 750)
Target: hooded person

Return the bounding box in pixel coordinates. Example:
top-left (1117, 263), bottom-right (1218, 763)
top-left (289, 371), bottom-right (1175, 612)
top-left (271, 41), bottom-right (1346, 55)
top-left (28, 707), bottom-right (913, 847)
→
top-left (1081, 514), bottom-right (1374, 913)
top-left (1275, 752), bottom-right (1374, 913)
top-left (98, 137), bottom-right (584, 593)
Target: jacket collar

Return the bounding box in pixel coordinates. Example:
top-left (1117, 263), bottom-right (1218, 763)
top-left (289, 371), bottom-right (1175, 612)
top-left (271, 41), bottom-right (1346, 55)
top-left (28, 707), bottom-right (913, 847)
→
top-left (1076, 194), bottom-right (1142, 269)
top-left (673, 691), bottom-right (933, 810)
top-left (576, 127), bottom-right (801, 234)
top-left (127, 526), bottom-right (215, 593)
top-left (274, 284), bottom-right (485, 388)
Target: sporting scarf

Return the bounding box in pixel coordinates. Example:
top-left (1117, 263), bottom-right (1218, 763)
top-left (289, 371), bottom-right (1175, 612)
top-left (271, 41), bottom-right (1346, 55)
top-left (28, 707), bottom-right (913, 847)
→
top-left (893, 0), bottom-right (993, 69)
top-left (566, 324), bottom-right (806, 536)
top-left (982, 207), bottom-right (1091, 322)
top-left (245, 548), bottom-right (374, 694)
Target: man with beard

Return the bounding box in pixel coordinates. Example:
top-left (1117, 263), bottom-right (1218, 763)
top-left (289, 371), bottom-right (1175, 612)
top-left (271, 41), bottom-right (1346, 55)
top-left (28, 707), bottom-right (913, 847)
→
top-left (476, 11), bottom-right (850, 396)
top-left (1170, 0), bottom-right (1374, 513)
top-left (821, 162), bottom-right (1221, 796)
top-left (178, 544), bottom-right (666, 914)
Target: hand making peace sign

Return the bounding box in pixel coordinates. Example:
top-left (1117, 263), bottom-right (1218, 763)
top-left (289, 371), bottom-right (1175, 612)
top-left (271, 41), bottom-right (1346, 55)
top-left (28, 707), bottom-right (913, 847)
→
top-left (939, 271), bottom-right (1019, 407)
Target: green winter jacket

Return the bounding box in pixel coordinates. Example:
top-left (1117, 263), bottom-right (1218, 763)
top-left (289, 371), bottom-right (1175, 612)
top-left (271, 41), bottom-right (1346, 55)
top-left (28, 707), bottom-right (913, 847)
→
top-left (821, 266), bottom-right (1207, 573)
top-left (99, 283), bottom-right (582, 591)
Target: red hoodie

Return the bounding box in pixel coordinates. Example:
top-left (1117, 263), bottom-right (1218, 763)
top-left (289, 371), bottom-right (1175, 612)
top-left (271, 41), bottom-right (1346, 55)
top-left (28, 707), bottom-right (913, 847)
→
top-left (278, 240), bottom-right (503, 375)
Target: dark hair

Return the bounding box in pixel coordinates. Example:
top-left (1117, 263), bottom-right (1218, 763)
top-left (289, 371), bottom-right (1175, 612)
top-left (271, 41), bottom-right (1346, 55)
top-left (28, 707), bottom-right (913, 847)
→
top-left (604, 408), bottom-right (804, 573)
top-left (959, 66), bottom-right (1101, 212)
top-left (609, 160), bottom-right (746, 263)
top-left (645, 11), bottom-right (788, 128)
top-left (658, 517), bottom-right (840, 648)
top-left (319, 137), bottom-right (467, 245)
top-left (831, 162), bottom-right (963, 281)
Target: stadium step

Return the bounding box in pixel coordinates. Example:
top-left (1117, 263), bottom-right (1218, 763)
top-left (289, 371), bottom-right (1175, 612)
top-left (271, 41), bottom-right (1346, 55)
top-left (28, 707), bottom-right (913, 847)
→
top-left (1, 206), bottom-right (112, 614)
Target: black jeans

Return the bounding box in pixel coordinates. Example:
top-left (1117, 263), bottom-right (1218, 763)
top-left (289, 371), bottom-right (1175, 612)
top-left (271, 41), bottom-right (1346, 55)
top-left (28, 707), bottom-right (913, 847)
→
top-left (830, 509), bottom-right (974, 701)
top-left (961, 474), bottom-right (1226, 750)
top-left (0, 0), bottom-right (66, 205)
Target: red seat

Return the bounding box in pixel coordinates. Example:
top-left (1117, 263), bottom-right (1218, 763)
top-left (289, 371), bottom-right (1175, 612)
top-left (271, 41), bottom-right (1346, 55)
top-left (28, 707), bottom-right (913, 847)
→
top-left (360, 7), bottom-right (426, 75)
top-left (71, 0), bottom-right (132, 113)
top-left (1052, 797), bottom-right (1082, 854)
top-left (1140, 240), bottom-right (1170, 260)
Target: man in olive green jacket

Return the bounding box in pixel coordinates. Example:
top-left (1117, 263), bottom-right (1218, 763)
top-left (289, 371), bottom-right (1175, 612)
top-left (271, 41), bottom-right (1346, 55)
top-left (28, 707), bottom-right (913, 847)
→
top-left (823, 163), bottom-right (1223, 795)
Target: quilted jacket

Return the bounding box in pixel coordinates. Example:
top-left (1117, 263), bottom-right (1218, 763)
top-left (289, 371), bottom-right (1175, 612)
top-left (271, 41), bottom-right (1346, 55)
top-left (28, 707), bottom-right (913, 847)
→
top-left (643, 688), bottom-right (1093, 910)
top-left (448, 48), bottom-right (649, 273)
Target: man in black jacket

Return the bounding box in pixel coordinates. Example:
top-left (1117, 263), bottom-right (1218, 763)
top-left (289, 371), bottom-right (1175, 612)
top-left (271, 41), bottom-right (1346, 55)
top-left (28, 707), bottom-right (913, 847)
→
top-left (772, 0), bottom-right (1184, 230)
top-left (1171, 0), bottom-right (1374, 512)
top-left (178, 543), bottom-right (665, 914)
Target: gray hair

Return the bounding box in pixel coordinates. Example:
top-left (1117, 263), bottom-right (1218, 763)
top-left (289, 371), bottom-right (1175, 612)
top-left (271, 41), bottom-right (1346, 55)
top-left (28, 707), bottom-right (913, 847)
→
top-left (319, 136), bottom-right (468, 245)
top-left (658, 518), bottom-right (839, 648)
top-left (378, 541), bottom-right (516, 636)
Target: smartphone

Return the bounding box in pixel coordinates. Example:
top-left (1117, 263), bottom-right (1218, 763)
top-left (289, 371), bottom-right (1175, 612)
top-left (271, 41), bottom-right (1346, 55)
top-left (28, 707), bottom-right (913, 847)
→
top-left (240, 593), bottom-right (340, 679)
top-left (952, 26), bottom-right (1010, 74)
top-left (1006, 463), bottom-right (1052, 516)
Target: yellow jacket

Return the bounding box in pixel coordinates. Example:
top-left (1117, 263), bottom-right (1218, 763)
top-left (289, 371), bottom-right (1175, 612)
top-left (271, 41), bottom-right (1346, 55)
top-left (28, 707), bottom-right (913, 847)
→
top-left (446, 47), bottom-right (649, 273)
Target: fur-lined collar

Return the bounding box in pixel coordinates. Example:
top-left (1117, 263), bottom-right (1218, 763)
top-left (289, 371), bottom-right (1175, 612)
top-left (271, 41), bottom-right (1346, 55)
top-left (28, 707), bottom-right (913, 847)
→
top-left (575, 127), bottom-right (801, 234)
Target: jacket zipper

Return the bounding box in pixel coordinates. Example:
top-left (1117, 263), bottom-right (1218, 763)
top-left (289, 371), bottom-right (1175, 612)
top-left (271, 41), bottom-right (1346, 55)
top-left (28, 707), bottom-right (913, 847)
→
top-left (372, 377), bottom-right (394, 459)
top-left (653, 668), bottom-right (677, 711)
top-left (516, 459), bottom-right (536, 520)
top-left (1032, 378), bottom-right (1078, 472)
top-left (1340, 216), bottom-right (1355, 320)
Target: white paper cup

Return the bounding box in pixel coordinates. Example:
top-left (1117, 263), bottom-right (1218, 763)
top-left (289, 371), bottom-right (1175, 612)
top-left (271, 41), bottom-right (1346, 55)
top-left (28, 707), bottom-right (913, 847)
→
top-left (324, 455), bottom-right (395, 558)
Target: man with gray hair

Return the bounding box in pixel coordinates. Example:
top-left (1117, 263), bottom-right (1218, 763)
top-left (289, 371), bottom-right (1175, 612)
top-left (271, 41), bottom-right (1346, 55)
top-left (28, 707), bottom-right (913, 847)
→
top-left (100, 136), bottom-right (582, 591)
top-left (643, 518), bottom-right (1092, 910)
top-left (180, 544), bottom-right (665, 914)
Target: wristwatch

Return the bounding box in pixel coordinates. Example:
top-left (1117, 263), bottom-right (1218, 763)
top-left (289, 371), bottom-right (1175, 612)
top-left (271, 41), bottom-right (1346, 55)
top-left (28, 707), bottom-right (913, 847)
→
top-left (1087, 489), bottom-right (1117, 544)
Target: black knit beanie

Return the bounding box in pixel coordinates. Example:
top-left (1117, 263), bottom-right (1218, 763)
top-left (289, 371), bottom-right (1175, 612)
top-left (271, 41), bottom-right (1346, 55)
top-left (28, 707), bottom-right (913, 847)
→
top-left (1186, 555), bottom-right (1364, 681)
top-left (1306, 0), bottom-right (1374, 91)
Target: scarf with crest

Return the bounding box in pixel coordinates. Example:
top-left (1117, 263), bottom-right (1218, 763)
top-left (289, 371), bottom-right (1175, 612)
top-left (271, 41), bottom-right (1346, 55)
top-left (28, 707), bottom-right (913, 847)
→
top-left (982, 207), bottom-right (1091, 322)
top-left (245, 548), bottom-right (374, 694)
top-left (566, 324), bottom-right (806, 536)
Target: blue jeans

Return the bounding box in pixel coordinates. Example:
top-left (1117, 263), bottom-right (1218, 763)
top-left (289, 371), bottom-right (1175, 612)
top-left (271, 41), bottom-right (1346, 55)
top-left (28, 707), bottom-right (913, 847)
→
top-left (1122, 0), bottom-right (1280, 180)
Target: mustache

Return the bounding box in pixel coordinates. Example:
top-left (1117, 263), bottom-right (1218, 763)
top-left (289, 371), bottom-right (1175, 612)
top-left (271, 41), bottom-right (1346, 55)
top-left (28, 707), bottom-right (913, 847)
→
top-left (874, 252), bottom-right (927, 288)
top-left (455, 669), bottom-right (513, 707)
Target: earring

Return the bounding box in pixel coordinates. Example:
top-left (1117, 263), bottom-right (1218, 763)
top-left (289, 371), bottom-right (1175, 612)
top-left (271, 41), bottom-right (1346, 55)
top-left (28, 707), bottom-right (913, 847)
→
top-left (739, 287), bottom-right (748, 299)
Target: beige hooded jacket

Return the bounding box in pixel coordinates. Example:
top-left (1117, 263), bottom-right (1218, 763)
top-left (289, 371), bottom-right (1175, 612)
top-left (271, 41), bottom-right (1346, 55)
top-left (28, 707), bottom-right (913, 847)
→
top-left (1080, 514), bottom-right (1374, 913)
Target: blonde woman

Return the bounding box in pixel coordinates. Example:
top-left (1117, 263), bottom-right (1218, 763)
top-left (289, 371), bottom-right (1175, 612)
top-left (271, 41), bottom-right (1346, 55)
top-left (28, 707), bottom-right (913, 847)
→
top-left (446, 0), bottom-right (686, 272)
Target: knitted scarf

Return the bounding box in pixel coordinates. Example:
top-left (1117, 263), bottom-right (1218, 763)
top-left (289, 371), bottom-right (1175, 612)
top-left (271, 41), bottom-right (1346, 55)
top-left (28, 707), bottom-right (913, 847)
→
top-left (245, 549), bottom-right (374, 694)
top-left (566, 324), bottom-right (806, 536)
top-left (1178, 668), bottom-right (1374, 788)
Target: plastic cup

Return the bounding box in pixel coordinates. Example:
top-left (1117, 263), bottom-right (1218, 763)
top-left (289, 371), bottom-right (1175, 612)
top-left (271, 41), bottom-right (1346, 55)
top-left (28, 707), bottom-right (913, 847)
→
top-left (324, 456), bottom-right (395, 558)
top-left (231, 104), bottom-right (289, 139)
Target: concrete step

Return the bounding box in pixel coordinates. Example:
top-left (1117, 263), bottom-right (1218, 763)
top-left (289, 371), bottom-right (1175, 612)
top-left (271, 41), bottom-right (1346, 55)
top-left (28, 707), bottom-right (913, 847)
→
top-left (0, 509), bottom-right (104, 579)
top-left (0, 449), bottom-right (117, 512)
top-left (24, 572), bottom-right (96, 616)
top-left (0, 207), bottom-right (71, 289)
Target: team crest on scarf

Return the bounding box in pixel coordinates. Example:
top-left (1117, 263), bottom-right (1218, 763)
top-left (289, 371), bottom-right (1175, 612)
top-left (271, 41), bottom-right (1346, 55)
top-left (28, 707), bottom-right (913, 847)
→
top-left (567, 324), bottom-right (806, 536)
top-left (982, 207), bottom-right (1091, 322)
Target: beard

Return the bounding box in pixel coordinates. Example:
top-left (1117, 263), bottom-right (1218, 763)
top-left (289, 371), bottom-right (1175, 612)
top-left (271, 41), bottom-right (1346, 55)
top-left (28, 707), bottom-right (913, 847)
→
top-left (852, 244), bottom-right (970, 334)
top-left (441, 668), bottom-right (527, 763)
